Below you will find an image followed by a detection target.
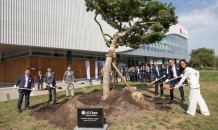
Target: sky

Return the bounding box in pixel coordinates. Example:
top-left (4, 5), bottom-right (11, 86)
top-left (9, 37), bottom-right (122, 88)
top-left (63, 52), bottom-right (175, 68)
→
top-left (158, 0), bottom-right (218, 56)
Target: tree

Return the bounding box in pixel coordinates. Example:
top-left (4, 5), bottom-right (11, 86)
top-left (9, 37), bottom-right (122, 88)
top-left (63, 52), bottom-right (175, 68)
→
top-left (189, 48), bottom-right (215, 68)
top-left (85, 0), bottom-right (178, 100)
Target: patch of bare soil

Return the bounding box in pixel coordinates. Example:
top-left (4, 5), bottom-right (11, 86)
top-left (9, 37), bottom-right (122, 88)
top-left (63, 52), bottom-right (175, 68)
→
top-left (30, 89), bottom-right (171, 129)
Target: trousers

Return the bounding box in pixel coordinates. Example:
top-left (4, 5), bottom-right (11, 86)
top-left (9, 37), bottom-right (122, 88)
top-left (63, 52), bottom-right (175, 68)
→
top-left (47, 86), bottom-right (56, 101)
top-left (66, 83), bottom-right (74, 96)
top-left (187, 88), bottom-right (210, 116)
top-left (17, 90), bottom-right (30, 110)
top-left (38, 81), bottom-right (43, 90)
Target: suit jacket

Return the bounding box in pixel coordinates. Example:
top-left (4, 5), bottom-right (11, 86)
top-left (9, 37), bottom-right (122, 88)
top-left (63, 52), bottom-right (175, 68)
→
top-left (120, 69), bottom-right (125, 75)
top-left (63, 71), bottom-right (75, 82)
top-left (178, 67), bottom-right (200, 89)
top-left (45, 71), bottom-right (56, 86)
top-left (14, 74), bottom-right (34, 93)
top-left (136, 69), bottom-right (141, 74)
top-left (152, 65), bottom-right (164, 79)
top-left (109, 72), bottom-right (113, 78)
top-left (99, 71), bottom-right (103, 79)
top-left (149, 67), bottom-right (153, 73)
top-left (167, 64), bottom-right (183, 83)
top-left (37, 74), bottom-right (43, 82)
top-left (125, 69), bottom-right (129, 74)
top-left (140, 68), bottom-right (146, 74)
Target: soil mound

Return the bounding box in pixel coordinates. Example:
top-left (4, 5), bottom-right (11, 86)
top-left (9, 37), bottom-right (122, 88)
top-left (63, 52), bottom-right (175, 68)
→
top-left (30, 89), bottom-right (171, 129)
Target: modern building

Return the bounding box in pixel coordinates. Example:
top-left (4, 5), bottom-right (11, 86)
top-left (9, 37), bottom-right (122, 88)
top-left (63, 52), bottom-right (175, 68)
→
top-left (0, 0), bottom-right (188, 83)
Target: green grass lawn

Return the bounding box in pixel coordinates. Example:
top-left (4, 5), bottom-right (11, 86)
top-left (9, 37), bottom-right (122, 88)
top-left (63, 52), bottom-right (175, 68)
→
top-left (0, 71), bottom-right (218, 130)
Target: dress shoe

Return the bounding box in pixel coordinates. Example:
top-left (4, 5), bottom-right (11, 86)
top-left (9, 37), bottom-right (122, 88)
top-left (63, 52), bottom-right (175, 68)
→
top-left (72, 96), bottom-right (74, 98)
top-left (169, 99), bottom-right (174, 102)
top-left (24, 108), bottom-right (30, 110)
top-left (18, 110), bottom-right (21, 113)
top-left (53, 100), bottom-right (56, 105)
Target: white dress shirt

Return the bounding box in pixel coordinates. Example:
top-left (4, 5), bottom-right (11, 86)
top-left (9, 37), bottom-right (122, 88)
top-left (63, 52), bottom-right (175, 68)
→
top-left (156, 66), bottom-right (160, 76)
top-left (68, 71), bottom-right (70, 76)
top-left (24, 75), bottom-right (29, 87)
top-left (138, 69), bottom-right (139, 73)
top-left (172, 65), bottom-right (178, 78)
top-left (166, 68), bottom-right (168, 74)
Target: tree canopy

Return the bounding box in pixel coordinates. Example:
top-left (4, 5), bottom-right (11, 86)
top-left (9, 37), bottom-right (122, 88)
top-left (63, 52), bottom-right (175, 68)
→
top-left (85, 0), bottom-right (178, 48)
top-left (189, 47), bottom-right (215, 67)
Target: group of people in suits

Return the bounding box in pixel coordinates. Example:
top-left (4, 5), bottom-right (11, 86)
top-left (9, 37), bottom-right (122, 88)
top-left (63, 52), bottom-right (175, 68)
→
top-left (98, 58), bottom-right (210, 116)
top-left (14, 65), bottom-right (76, 113)
top-left (14, 59), bottom-right (210, 116)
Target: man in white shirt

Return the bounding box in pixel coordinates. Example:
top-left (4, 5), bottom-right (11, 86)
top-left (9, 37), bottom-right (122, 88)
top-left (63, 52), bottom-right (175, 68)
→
top-left (14, 68), bottom-right (36, 113)
top-left (165, 59), bottom-right (186, 102)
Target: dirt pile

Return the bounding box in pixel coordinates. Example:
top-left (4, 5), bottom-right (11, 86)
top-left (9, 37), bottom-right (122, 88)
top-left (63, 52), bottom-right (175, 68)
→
top-left (30, 89), bottom-right (171, 129)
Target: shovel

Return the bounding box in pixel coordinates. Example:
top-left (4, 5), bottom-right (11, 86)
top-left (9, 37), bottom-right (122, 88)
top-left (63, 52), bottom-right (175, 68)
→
top-left (162, 84), bottom-right (187, 90)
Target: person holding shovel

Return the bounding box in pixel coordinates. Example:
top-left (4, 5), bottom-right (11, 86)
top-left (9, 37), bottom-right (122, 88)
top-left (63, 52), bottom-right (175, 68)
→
top-left (14, 68), bottom-right (36, 113)
top-left (152, 60), bottom-right (165, 96)
top-left (175, 59), bottom-right (210, 116)
top-left (63, 66), bottom-right (75, 98)
top-left (165, 59), bottom-right (186, 102)
top-left (44, 66), bottom-right (56, 104)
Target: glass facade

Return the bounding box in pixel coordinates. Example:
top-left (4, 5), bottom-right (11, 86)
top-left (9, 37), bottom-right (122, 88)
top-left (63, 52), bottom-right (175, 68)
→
top-left (118, 34), bottom-right (188, 60)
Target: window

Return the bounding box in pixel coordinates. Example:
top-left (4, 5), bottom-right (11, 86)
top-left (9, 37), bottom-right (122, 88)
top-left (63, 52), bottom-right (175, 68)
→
top-left (54, 53), bottom-right (64, 57)
top-left (32, 51), bottom-right (52, 56)
top-left (85, 55), bottom-right (96, 60)
top-left (72, 54), bottom-right (84, 59)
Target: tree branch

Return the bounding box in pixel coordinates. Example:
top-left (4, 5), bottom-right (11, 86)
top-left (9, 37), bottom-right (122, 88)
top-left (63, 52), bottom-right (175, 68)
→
top-left (116, 43), bottom-right (125, 47)
top-left (94, 11), bottom-right (111, 46)
top-left (104, 33), bottom-right (113, 40)
top-left (99, 8), bottom-right (121, 32)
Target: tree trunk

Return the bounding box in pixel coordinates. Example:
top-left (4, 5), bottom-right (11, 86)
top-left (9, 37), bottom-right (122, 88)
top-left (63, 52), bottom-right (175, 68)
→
top-left (101, 35), bottom-right (118, 100)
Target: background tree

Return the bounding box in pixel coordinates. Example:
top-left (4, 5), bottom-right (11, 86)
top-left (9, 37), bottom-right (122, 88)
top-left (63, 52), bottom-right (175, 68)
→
top-left (85, 0), bottom-right (178, 100)
top-left (189, 47), bottom-right (215, 68)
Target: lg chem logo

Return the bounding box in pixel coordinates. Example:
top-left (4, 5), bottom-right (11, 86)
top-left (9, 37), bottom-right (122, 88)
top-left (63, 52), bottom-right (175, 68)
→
top-left (180, 28), bottom-right (187, 36)
top-left (81, 111), bottom-right (86, 115)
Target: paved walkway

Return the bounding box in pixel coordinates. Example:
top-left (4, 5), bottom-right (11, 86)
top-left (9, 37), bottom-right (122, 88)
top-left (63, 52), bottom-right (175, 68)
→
top-left (0, 78), bottom-right (122, 102)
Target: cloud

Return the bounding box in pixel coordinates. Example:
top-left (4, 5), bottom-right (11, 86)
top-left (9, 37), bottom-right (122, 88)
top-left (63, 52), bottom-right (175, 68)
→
top-left (178, 0), bottom-right (218, 55)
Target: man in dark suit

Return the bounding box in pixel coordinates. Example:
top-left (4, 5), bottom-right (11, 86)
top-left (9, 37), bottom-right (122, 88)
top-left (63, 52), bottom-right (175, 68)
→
top-left (14, 68), bottom-right (36, 113)
top-left (37, 71), bottom-right (43, 90)
top-left (131, 67), bottom-right (135, 82)
top-left (44, 66), bottom-right (56, 104)
top-left (146, 66), bottom-right (150, 82)
top-left (109, 69), bottom-right (113, 84)
top-left (165, 59), bottom-right (186, 102)
top-left (120, 67), bottom-right (125, 82)
top-left (136, 66), bottom-right (141, 82)
top-left (149, 64), bottom-right (154, 82)
top-left (125, 67), bottom-right (129, 81)
top-left (99, 68), bottom-right (103, 84)
top-left (140, 66), bottom-right (146, 83)
top-left (152, 60), bottom-right (165, 96)
top-left (115, 71), bottom-right (118, 83)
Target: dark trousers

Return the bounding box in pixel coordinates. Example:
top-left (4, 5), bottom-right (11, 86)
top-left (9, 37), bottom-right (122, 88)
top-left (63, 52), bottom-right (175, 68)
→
top-left (137, 73), bottom-right (140, 82)
top-left (141, 74), bottom-right (144, 83)
top-left (115, 76), bottom-right (118, 83)
top-left (100, 77), bottom-right (103, 84)
top-left (130, 74), bottom-right (132, 81)
top-left (147, 73), bottom-right (151, 82)
top-left (132, 74), bottom-right (135, 82)
top-left (17, 91), bottom-right (30, 110)
top-left (47, 86), bottom-right (56, 101)
top-left (155, 76), bottom-right (163, 95)
top-left (38, 81), bottom-right (43, 90)
top-left (170, 82), bottom-right (185, 100)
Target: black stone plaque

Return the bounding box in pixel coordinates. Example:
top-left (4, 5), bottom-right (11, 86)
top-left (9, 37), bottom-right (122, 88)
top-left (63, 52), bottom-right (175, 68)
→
top-left (77, 107), bottom-right (104, 128)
